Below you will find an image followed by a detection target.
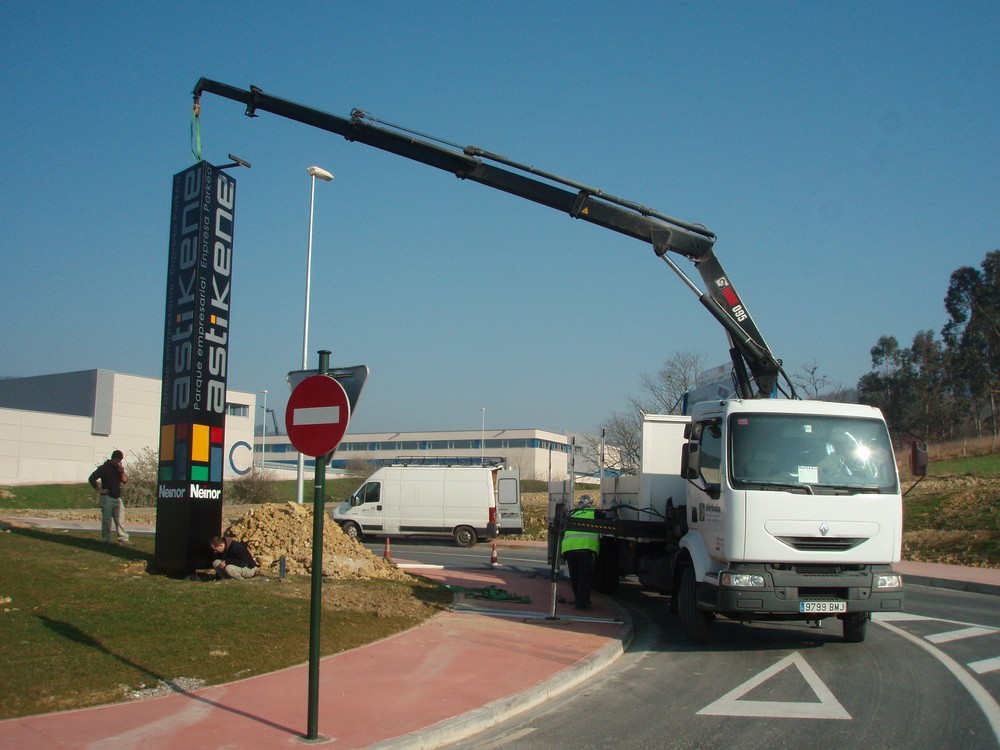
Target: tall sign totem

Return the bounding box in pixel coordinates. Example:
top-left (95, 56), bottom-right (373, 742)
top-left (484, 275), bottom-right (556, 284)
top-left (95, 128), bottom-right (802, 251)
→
top-left (155, 162), bottom-right (236, 575)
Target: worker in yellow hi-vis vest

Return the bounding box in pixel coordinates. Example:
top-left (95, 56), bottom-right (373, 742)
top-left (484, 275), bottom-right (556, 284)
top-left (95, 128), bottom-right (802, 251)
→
top-left (561, 495), bottom-right (599, 610)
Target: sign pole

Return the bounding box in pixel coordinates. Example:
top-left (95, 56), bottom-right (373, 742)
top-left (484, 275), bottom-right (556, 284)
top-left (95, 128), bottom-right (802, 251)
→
top-left (306, 349), bottom-right (331, 741)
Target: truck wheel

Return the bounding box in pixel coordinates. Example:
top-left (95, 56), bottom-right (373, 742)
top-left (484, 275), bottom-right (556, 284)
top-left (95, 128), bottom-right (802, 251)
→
top-left (679, 566), bottom-right (711, 644)
top-left (341, 521), bottom-right (362, 541)
top-left (842, 612), bottom-right (869, 643)
top-left (453, 526), bottom-right (477, 548)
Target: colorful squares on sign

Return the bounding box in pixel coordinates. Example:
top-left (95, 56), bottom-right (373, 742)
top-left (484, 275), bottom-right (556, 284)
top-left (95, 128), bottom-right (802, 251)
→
top-left (211, 446), bottom-right (223, 482)
top-left (192, 424), bottom-right (210, 462)
top-left (160, 425), bottom-right (175, 461)
top-left (157, 422), bottom-right (225, 488)
top-left (175, 441), bottom-right (189, 480)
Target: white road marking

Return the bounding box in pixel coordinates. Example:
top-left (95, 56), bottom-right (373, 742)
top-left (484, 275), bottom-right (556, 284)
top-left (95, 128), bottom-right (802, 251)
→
top-left (876, 619), bottom-right (1000, 744)
top-left (969, 657), bottom-right (1000, 675)
top-left (926, 626), bottom-right (999, 644)
top-left (874, 612), bottom-right (933, 622)
top-left (293, 406), bottom-right (341, 425)
top-left (697, 652), bottom-right (851, 720)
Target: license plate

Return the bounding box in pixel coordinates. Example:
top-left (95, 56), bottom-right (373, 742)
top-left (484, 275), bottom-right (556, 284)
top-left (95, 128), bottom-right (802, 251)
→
top-left (799, 601), bottom-right (847, 614)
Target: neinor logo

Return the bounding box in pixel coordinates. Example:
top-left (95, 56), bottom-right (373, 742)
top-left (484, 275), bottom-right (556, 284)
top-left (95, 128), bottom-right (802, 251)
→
top-left (190, 484), bottom-right (222, 499)
top-left (157, 484), bottom-right (223, 500)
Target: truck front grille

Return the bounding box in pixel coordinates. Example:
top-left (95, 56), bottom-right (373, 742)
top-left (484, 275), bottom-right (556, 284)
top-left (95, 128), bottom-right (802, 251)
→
top-left (775, 536), bottom-right (866, 552)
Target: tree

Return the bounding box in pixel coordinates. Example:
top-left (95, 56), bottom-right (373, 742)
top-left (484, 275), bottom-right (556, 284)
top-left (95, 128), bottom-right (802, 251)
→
top-left (908, 329), bottom-right (954, 442)
top-left (857, 335), bottom-right (915, 435)
top-left (121, 447), bottom-right (158, 508)
top-left (589, 405), bottom-right (643, 475)
top-left (793, 359), bottom-right (832, 400)
top-left (858, 330), bottom-right (956, 444)
top-left (589, 351), bottom-right (708, 474)
top-left (638, 350), bottom-right (707, 414)
top-left (943, 250), bottom-right (1000, 447)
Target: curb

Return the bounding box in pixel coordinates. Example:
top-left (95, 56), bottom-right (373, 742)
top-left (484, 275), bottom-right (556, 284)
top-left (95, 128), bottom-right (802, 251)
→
top-left (368, 606), bottom-right (634, 750)
top-left (902, 574), bottom-right (1000, 598)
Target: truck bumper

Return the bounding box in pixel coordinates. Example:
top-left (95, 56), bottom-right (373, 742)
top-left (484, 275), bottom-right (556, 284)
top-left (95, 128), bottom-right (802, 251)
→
top-left (710, 563), bottom-right (904, 615)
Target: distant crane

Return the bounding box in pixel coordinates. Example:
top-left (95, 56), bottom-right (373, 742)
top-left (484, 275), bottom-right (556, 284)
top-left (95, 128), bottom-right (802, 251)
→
top-left (267, 407), bottom-right (281, 436)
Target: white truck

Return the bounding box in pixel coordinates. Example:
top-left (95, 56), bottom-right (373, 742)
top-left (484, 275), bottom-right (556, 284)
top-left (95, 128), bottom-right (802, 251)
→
top-left (582, 403), bottom-right (908, 643)
top-left (332, 465), bottom-right (522, 547)
top-left (192, 80), bottom-right (922, 640)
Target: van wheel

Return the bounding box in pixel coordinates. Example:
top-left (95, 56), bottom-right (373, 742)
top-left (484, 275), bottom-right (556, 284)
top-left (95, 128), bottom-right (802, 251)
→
top-left (341, 521), bottom-right (362, 541)
top-left (453, 526), bottom-right (477, 548)
top-left (679, 566), bottom-right (712, 644)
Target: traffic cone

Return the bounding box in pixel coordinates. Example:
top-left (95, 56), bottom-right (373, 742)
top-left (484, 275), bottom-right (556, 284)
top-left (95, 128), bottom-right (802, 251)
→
top-left (490, 541), bottom-right (499, 567)
top-left (383, 537), bottom-right (392, 560)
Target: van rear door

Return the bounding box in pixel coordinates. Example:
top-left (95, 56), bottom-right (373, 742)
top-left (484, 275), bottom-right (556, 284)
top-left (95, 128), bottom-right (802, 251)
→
top-left (496, 469), bottom-right (523, 534)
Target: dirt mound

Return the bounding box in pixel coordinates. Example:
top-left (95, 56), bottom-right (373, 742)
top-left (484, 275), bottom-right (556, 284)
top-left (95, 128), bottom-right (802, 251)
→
top-left (224, 502), bottom-right (409, 581)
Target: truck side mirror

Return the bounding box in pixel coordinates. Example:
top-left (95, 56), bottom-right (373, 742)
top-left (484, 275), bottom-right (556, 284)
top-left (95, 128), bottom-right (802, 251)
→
top-left (910, 441), bottom-right (928, 478)
top-left (681, 443), bottom-right (700, 480)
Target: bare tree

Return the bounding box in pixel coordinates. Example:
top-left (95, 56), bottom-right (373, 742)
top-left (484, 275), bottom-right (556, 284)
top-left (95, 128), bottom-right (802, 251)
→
top-left (584, 405), bottom-right (643, 475)
top-left (638, 350), bottom-right (706, 414)
top-left (793, 359), bottom-right (832, 399)
top-left (588, 350), bottom-right (705, 474)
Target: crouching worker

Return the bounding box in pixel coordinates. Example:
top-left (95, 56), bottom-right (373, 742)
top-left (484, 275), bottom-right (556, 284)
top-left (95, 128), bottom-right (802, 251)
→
top-left (209, 536), bottom-right (257, 580)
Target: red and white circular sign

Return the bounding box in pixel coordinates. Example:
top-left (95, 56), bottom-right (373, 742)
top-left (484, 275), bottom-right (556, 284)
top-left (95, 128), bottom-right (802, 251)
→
top-left (284, 375), bottom-right (351, 457)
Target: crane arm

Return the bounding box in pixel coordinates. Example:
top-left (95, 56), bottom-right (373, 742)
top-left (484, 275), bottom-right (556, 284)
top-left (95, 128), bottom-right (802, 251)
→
top-left (192, 78), bottom-right (788, 398)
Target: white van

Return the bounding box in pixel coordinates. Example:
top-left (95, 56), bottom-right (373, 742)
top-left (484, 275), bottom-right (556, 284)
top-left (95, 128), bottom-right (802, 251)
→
top-left (332, 465), bottom-right (522, 547)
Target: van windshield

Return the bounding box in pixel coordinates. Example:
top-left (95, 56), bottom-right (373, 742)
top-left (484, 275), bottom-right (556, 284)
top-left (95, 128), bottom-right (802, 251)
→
top-left (729, 414), bottom-right (898, 494)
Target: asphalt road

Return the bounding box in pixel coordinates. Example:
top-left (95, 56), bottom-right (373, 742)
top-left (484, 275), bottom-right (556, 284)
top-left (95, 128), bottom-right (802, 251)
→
top-left (372, 539), bottom-right (1000, 749)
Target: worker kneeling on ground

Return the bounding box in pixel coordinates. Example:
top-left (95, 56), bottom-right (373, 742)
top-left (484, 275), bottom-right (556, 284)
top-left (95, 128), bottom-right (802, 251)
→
top-left (561, 496), bottom-right (599, 610)
top-left (209, 535), bottom-right (258, 580)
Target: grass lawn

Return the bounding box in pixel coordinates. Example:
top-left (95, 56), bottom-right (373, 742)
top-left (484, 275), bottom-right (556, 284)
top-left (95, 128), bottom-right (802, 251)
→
top-left (0, 525), bottom-right (449, 719)
top-left (902, 453), bottom-right (1000, 566)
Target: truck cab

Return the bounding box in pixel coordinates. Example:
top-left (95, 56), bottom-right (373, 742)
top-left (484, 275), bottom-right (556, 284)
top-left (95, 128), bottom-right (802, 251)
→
top-left (679, 399), bottom-right (904, 641)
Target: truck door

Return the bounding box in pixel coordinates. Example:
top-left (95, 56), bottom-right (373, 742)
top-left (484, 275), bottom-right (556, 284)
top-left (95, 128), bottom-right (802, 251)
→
top-left (497, 469), bottom-right (523, 534)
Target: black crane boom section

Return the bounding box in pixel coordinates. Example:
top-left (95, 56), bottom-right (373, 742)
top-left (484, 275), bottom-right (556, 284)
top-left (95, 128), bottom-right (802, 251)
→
top-left (192, 78), bottom-right (787, 398)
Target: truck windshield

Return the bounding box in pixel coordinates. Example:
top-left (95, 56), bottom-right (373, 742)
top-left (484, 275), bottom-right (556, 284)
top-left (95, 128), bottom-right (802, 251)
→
top-left (729, 413), bottom-right (898, 494)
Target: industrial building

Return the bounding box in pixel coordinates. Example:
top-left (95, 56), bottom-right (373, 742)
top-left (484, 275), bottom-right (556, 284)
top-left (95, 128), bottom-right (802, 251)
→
top-left (0, 370), bottom-right (255, 485)
top-left (0, 370), bottom-right (588, 485)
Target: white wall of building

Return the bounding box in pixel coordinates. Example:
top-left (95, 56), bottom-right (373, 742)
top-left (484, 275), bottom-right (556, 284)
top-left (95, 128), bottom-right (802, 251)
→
top-left (0, 372), bottom-right (255, 485)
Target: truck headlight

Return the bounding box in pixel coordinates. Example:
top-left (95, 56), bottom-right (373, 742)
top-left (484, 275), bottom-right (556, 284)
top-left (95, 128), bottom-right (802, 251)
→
top-left (722, 573), bottom-right (765, 587)
top-left (874, 573), bottom-right (902, 590)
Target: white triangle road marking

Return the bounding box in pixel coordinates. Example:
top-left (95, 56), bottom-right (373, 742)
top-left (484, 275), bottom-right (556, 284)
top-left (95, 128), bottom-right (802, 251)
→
top-left (697, 651), bottom-right (851, 720)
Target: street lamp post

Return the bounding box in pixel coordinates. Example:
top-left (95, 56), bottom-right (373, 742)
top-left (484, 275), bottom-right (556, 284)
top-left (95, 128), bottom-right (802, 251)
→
top-left (481, 407), bottom-right (486, 465)
top-left (259, 389), bottom-right (268, 469)
top-left (297, 165), bottom-right (334, 504)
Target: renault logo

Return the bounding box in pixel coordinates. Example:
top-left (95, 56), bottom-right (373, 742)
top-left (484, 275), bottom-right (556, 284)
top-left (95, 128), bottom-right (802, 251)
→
top-left (819, 523), bottom-right (830, 536)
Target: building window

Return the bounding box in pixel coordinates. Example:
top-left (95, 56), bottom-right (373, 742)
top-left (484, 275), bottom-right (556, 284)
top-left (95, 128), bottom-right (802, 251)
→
top-left (226, 403), bottom-right (249, 418)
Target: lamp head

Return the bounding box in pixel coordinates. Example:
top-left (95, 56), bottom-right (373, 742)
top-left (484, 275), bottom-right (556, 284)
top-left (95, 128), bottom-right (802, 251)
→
top-left (307, 166), bottom-right (334, 181)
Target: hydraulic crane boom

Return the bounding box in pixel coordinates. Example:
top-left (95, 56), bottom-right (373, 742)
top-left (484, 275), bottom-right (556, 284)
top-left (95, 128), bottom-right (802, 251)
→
top-left (192, 78), bottom-right (791, 399)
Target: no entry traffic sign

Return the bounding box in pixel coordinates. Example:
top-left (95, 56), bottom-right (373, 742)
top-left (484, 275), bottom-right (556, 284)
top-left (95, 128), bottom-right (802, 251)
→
top-left (285, 374), bottom-right (351, 457)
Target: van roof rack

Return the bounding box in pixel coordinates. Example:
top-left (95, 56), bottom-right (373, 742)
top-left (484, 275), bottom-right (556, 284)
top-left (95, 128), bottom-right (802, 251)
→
top-left (385, 456), bottom-right (508, 468)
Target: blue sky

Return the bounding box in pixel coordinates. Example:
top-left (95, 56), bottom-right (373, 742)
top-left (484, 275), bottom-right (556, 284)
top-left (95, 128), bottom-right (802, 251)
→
top-left (2, 2), bottom-right (997, 437)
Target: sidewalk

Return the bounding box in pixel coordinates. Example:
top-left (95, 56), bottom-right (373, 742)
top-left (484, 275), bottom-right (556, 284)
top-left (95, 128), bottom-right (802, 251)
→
top-left (2, 518), bottom-right (998, 750)
top-left (0, 547), bottom-right (630, 750)
top-left (895, 559), bottom-right (1000, 597)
